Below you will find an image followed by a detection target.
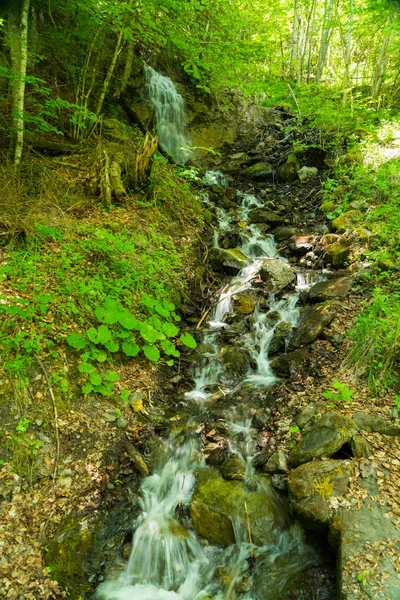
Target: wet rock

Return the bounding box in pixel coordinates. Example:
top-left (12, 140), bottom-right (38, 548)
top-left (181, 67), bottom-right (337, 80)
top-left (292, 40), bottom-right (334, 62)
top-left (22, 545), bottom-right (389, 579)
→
top-left (269, 321), bottom-right (293, 356)
top-left (350, 435), bottom-right (371, 458)
top-left (270, 349), bottom-right (309, 377)
top-left (324, 238), bottom-right (354, 266)
top-left (219, 230), bottom-right (241, 249)
top-left (220, 454), bottom-right (246, 480)
top-left (243, 162), bottom-right (274, 181)
top-left (259, 258), bottom-right (296, 293)
top-left (277, 155), bottom-right (301, 182)
top-left (273, 226), bottom-right (296, 241)
top-left (221, 320), bottom-right (248, 343)
top-left (353, 412), bottom-right (400, 436)
top-left (221, 347), bottom-right (251, 376)
top-left (208, 247), bottom-right (249, 272)
top-left (297, 403), bottom-right (317, 429)
top-left (263, 450), bottom-right (288, 474)
top-left (308, 277), bottom-right (353, 302)
top-left (332, 210), bottom-right (360, 233)
top-left (288, 459), bottom-right (351, 529)
top-left (289, 412), bottom-right (357, 466)
top-left (271, 474), bottom-right (287, 490)
top-left (288, 301), bottom-right (339, 348)
top-left (190, 467), bottom-right (287, 546)
top-left (196, 343), bottom-right (216, 356)
top-left (209, 185), bottom-right (238, 209)
top-left (287, 235), bottom-right (315, 257)
top-left (298, 166), bottom-right (318, 182)
top-left (233, 291), bottom-right (258, 315)
top-left (248, 208), bottom-right (284, 225)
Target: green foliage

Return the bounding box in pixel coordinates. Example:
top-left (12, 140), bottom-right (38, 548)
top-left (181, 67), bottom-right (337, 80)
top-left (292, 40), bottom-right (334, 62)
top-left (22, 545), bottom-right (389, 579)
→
top-left (323, 380), bottom-right (354, 403)
top-left (5, 418), bottom-right (44, 482)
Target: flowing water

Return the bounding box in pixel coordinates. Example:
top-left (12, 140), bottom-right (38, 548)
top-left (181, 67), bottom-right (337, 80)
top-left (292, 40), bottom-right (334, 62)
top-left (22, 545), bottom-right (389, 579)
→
top-left (144, 65), bottom-right (191, 164)
top-left (96, 73), bottom-right (332, 600)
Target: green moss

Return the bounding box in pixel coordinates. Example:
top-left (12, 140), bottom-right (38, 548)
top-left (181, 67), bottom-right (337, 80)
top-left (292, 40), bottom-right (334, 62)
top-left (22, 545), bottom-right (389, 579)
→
top-left (313, 476), bottom-right (334, 499)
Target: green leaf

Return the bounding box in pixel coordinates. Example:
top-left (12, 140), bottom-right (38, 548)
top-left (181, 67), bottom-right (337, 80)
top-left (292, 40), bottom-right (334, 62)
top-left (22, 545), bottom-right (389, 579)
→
top-left (87, 327), bottom-right (99, 343)
top-left (167, 359), bottom-right (174, 366)
top-left (97, 325), bottom-right (112, 344)
top-left (122, 340), bottom-right (140, 357)
top-left (119, 310), bottom-right (139, 330)
top-left (105, 340), bottom-right (119, 353)
top-left (82, 382), bottom-right (93, 394)
top-left (143, 345), bottom-right (160, 362)
top-left (162, 322), bottom-right (179, 338)
top-left (160, 339), bottom-right (180, 357)
top-left (121, 389), bottom-right (130, 403)
top-left (105, 371), bottom-right (120, 382)
top-left (92, 349), bottom-right (108, 362)
top-left (139, 322), bottom-right (164, 343)
top-left (90, 372), bottom-right (102, 386)
top-left (155, 304), bottom-right (170, 318)
top-left (78, 362), bottom-right (95, 374)
top-left (180, 332), bottom-right (197, 349)
top-left (67, 332), bottom-right (87, 349)
top-left (172, 312), bottom-right (181, 322)
top-left (163, 300), bottom-right (175, 311)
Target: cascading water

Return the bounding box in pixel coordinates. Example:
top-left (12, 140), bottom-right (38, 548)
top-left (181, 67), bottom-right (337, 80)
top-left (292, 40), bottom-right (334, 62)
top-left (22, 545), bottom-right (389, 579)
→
top-left (144, 65), bottom-right (191, 164)
top-left (96, 75), bottom-right (334, 599)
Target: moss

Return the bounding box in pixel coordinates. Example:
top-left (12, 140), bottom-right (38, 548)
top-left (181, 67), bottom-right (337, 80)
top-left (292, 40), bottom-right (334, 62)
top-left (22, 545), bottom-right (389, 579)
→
top-left (320, 201), bottom-right (335, 213)
top-left (332, 210), bottom-right (360, 233)
top-left (313, 476), bottom-right (334, 499)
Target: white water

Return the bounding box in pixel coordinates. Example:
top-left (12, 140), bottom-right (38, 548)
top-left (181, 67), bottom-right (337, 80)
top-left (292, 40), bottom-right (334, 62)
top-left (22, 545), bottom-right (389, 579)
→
top-left (145, 65), bottom-right (191, 164)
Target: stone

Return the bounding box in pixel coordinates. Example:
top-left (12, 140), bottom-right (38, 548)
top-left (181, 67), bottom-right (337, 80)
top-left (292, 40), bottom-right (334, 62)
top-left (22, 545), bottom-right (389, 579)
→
top-left (102, 118), bottom-right (132, 141)
top-left (270, 349), bottom-right (309, 377)
top-left (263, 450), bottom-right (288, 474)
top-left (58, 477), bottom-right (73, 490)
top-left (248, 208), bottom-right (284, 225)
top-left (324, 239), bottom-right (354, 266)
top-left (297, 166), bottom-right (318, 182)
top-left (269, 321), bottom-right (293, 355)
top-left (219, 230), bottom-right (241, 249)
top-left (353, 412), bottom-right (400, 436)
top-left (308, 277), bottom-right (353, 302)
top-left (221, 347), bottom-right (251, 376)
top-left (287, 235), bottom-right (315, 256)
top-left (190, 467), bottom-right (286, 546)
top-left (288, 301), bottom-right (339, 348)
top-left (208, 247), bottom-right (249, 272)
top-left (297, 403), bottom-right (317, 429)
top-left (233, 291), bottom-right (258, 315)
top-left (288, 459), bottom-right (351, 529)
top-left (289, 412), bottom-right (357, 466)
top-left (103, 409), bottom-right (119, 422)
top-left (116, 416), bottom-right (129, 430)
top-left (243, 162), bottom-right (274, 181)
top-left (332, 210), bottom-right (360, 233)
top-left (259, 258), bottom-right (296, 293)
top-left (130, 97), bottom-right (156, 129)
top-left (220, 454), bottom-right (246, 480)
top-left (350, 435), bottom-right (371, 458)
top-left (272, 226), bottom-right (296, 241)
top-left (277, 155), bottom-right (301, 182)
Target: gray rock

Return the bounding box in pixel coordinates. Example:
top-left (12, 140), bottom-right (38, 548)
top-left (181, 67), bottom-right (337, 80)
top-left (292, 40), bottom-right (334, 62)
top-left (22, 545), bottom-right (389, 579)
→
top-left (263, 450), bottom-right (288, 474)
top-left (221, 347), bottom-right (251, 376)
top-left (272, 226), bottom-right (296, 241)
top-left (353, 412), bottom-right (400, 436)
top-left (297, 166), bottom-right (318, 182)
top-left (350, 435), bottom-right (371, 458)
top-left (297, 403), bottom-right (317, 429)
top-left (269, 321), bottom-right (293, 355)
top-left (289, 412), bottom-right (357, 466)
top-left (308, 277), bottom-right (353, 303)
top-left (288, 301), bottom-right (339, 348)
top-left (103, 409), bottom-right (119, 422)
top-left (288, 459), bottom-right (351, 529)
top-left (116, 416), bottom-right (129, 430)
top-left (220, 455), bottom-right (246, 480)
top-left (259, 258), bottom-right (296, 293)
top-left (248, 208), bottom-right (284, 225)
top-left (209, 247), bottom-right (250, 272)
top-left (270, 349), bottom-right (309, 377)
top-left (244, 162), bottom-right (274, 181)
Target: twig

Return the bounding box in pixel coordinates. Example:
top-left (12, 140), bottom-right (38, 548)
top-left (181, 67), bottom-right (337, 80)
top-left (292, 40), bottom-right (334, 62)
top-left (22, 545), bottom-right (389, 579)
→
top-left (244, 501), bottom-right (254, 557)
top-left (35, 357), bottom-right (60, 486)
top-left (287, 83), bottom-right (302, 117)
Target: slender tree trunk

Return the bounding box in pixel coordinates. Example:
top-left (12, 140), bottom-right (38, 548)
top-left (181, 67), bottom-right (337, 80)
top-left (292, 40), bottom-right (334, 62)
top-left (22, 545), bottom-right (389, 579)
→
top-left (342, 0), bottom-right (353, 105)
top-left (299, 0), bottom-right (317, 83)
top-left (8, 0), bottom-right (30, 167)
top-left (316, 0), bottom-right (335, 83)
top-left (116, 40), bottom-right (134, 98)
top-left (371, 18), bottom-right (393, 103)
top-left (289, 0), bottom-right (299, 79)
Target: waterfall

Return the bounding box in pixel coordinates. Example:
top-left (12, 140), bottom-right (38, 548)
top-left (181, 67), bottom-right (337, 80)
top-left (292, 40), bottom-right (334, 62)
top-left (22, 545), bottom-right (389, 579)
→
top-left (144, 65), bottom-right (191, 164)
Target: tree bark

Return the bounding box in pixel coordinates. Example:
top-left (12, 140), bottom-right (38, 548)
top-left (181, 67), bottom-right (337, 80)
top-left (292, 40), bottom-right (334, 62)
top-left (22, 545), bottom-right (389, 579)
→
top-left (316, 0), bottom-right (336, 83)
top-left (371, 17), bottom-right (393, 103)
top-left (289, 0), bottom-right (299, 79)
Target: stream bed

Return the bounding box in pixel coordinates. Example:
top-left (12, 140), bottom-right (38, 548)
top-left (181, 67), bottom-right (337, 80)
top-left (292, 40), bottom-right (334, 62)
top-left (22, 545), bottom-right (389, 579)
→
top-left (94, 168), bottom-right (336, 600)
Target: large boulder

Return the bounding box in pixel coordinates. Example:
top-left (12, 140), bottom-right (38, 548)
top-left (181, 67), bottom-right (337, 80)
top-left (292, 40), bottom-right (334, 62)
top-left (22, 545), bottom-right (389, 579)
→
top-left (233, 290), bottom-right (258, 315)
top-left (208, 247), bottom-right (249, 273)
top-left (269, 321), bottom-right (293, 355)
top-left (190, 467), bottom-right (287, 546)
top-left (288, 412), bottom-right (357, 466)
top-left (248, 208), bottom-right (284, 225)
top-left (288, 459), bottom-right (352, 529)
top-left (324, 238), bottom-right (354, 266)
top-left (221, 347), bottom-right (251, 377)
top-left (297, 166), bottom-right (318, 182)
top-left (270, 349), bottom-right (309, 377)
top-left (288, 301), bottom-right (339, 348)
top-left (243, 162), bottom-right (274, 181)
top-left (308, 277), bottom-right (353, 302)
top-left (332, 210), bottom-right (360, 233)
top-left (272, 226), bottom-right (296, 241)
top-left (353, 412), bottom-right (400, 436)
top-left (259, 258), bottom-right (296, 293)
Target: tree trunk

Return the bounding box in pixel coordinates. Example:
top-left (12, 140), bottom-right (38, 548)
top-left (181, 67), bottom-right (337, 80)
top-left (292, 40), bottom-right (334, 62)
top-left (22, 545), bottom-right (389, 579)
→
top-left (299, 0), bottom-right (317, 83)
top-left (371, 18), bottom-right (393, 103)
top-left (8, 0), bottom-right (30, 167)
top-left (115, 40), bottom-right (135, 98)
top-left (316, 0), bottom-right (335, 83)
top-left (289, 0), bottom-right (299, 79)
top-left (342, 0), bottom-right (354, 105)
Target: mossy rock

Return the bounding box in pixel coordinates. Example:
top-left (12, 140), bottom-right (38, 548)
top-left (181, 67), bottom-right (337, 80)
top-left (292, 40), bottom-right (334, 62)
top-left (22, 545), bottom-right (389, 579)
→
top-left (324, 239), bottom-right (353, 266)
top-left (332, 210), bottom-right (360, 233)
top-left (233, 291), bottom-right (258, 315)
top-left (102, 118), bottom-right (132, 142)
top-left (288, 412), bottom-right (357, 466)
top-left (277, 155), bottom-right (301, 182)
top-left (47, 514), bottom-right (99, 597)
top-left (288, 301), bottom-right (339, 348)
top-left (288, 459), bottom-right (351, 529)
top-left (208, 247), bottom-right (249, 272)
top-left (243, 162), bottom-right (274, 181)
top-left (308, 277), bottom-right (353, 303)
top-left (190, 467), bottom-right (287, 546)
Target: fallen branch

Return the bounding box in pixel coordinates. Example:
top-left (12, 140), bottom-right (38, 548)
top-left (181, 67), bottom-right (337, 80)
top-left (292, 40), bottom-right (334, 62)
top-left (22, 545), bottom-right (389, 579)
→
top-left (35, 357), bottom-right (60, 486)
